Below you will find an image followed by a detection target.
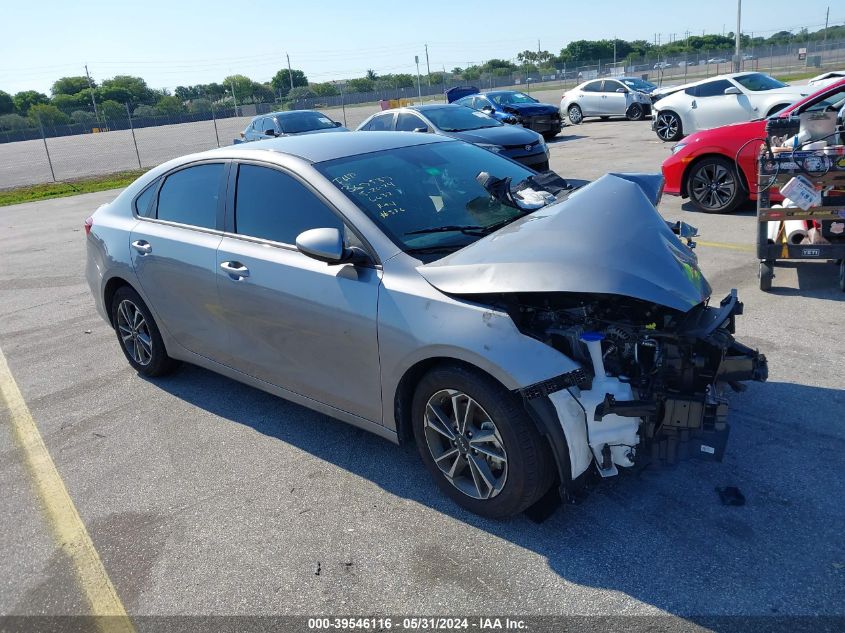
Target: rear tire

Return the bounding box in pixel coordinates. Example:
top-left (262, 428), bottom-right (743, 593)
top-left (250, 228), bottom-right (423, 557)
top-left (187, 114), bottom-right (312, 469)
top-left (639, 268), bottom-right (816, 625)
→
top-left (111, 286), bottom-right (180, 377)
top-left (411, 365), bottom-right (554, 518)
top-left (600, 116), bottom-right (610, 120)
top-left (542, 131), bottom-right (558, 141)
top-left (567, 104), bottom-right (583, 125)
top-left (686, 156), bottom-right (745, 213)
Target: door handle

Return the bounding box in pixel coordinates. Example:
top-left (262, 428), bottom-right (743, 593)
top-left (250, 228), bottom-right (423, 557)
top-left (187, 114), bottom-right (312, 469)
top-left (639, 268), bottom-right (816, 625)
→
top-left (691, 100), bottom-right (697, 109)
top-left (220, 261), bottom-right (250, 279)
top-left (131, 240), bottom-right (151, 254)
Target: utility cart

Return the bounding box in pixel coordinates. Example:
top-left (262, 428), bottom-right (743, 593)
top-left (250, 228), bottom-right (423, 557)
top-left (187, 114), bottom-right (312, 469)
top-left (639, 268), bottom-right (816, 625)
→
top-left (756, 148), bottom-right (845, 292)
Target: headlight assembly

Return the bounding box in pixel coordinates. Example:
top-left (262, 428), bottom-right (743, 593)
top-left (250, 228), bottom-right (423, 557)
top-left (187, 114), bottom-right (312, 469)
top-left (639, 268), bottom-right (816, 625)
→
top-left (671, 143), bottom-right (688, 154)
top-left (478, 143), bottom-right (505, 153)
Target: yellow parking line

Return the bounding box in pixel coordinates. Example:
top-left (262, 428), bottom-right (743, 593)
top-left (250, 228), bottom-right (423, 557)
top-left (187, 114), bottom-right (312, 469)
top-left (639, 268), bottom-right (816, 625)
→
top-left (696, 240), bottom-right (756, 253)
top-left (0, 345), bottom-right (135, 633)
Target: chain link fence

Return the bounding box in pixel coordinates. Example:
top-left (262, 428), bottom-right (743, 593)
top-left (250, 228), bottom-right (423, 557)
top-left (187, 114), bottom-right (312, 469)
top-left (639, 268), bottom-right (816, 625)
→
top-left (2, 38), bottom-right (843, 190)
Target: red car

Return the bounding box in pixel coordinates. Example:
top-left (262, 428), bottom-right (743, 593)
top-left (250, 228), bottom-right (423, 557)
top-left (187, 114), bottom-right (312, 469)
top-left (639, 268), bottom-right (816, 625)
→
top-left (662, 78), bottom-right (845, 213)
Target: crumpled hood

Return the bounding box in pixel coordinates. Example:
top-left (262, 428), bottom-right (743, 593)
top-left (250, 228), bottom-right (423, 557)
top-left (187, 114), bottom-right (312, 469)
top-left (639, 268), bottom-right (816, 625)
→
top-left (502, 103), bottom-right (559, 116)
top-left (417, 174), bottom-right (712, 312)
top-left (448, 125), bottom-right (541, 146)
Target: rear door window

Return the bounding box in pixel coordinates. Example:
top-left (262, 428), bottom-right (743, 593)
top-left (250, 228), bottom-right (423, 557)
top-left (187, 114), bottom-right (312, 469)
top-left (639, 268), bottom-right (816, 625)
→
top-left (361, 113), bottom-right (394, 131)
top-left (156, 164), bottom-right (224, 229)
top-left (234, 164), bottom-right (344, 245)
top-left (395, 113), bottom-right (427, 132)
top-left (583, 81), bottom-right (603, 92)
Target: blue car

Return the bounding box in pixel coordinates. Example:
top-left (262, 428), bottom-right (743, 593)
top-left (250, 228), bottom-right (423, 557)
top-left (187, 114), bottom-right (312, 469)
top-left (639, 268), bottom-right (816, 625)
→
top-left (446, 87), bottom-right (563, 139)
top-left (357, 104), bottom-right (549, 171)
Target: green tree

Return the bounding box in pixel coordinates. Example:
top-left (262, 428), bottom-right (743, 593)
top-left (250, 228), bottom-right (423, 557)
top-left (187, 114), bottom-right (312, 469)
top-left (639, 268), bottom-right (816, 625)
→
top-left (100, 75), bottom-right (154, 105)
top-left (13, 91), bottom-right (49, 115)
top-left (0, 113), bottom-right (31, 130)
top-left (189, 98), bottom-right (213, 113)
top-left (286, 86), bottom-right (315, 101)
top-left (99, 100), bottom-right (126, 120)
top-left (28, 104), bottom-right (70, 126)
top-left (0, 90), bottom-right (13, 115)
top-left (155, 95), bottom-right (185, 115)
top-left (365, 69), bottom-right (378, 81)
top-left (71, 110), bottom-right (98, 125)
top-left (270, 69), bottom-right (308, 95)
top-left (133, 104), bottom-right (157, 118)
top-left (346, 77), bottom-right (375, 93)
top-left (51, 76), bottom-right (91, 96)
top-left (52, 91), bottom-right (91, 113)
top-left (310, 82), bottom-right (339, 97)
top-left (223, 74), bottom-right (254, 101)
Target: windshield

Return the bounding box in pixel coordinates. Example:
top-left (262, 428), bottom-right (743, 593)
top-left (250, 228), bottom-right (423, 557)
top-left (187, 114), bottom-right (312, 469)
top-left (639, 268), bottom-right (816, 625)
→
top-left (489, 92), bottom-right (538, 105)
top-left (733, 73), bottom-right (787, 92)
top-left (620, 78), bottom-right (656, 92)
top-left (278, 111), bottom-right (338, 134)
top-left (422, 106), bottom-right (502, 132)
top-left (802, 87), bottom-right (845, 113)
top-left (316, 141), bottom-right (537, 258)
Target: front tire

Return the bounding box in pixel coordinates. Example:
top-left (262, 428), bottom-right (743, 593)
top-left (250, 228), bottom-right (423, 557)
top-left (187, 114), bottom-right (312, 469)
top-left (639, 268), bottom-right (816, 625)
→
top-left (687, 156), bottom-right (745, 213)
top-left (411, 365), bottom-right (554, 518)
top-left (542, 131), bottom-right (558, 141)
top-left (111, 286), bottom-right (179, 377)
top-left (655, 110), bottom-right (683, 141)
top-left (626, 103), bottom-right (645, 121)
top-left (567, 104), bottom-right (583, 125)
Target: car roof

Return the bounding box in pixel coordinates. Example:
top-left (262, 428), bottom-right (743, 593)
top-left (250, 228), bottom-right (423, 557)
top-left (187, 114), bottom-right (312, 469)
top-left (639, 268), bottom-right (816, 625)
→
top-left (221, 130), bottom-right (452, 163)
top-left (252, 109), bottom-right (324, 120)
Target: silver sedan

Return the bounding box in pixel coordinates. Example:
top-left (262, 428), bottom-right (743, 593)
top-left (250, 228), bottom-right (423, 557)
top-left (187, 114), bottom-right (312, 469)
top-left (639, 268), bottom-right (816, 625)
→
top-left (85, 132), bottom-right (766, 517)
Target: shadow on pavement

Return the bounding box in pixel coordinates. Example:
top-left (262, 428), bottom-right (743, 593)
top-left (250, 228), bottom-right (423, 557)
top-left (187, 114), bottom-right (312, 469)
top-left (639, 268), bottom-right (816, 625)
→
top-left (145, 367), bottom-right (845, 625)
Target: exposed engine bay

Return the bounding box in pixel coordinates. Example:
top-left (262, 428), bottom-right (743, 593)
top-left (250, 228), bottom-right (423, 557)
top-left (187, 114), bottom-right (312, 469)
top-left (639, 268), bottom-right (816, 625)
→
top-left (498, 289), bottom-right (768, 478)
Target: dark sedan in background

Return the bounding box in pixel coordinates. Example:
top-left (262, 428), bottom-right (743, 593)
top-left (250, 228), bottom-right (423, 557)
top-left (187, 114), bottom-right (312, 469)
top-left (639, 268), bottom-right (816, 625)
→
top-left (447, 88), bottom-right (563, 139)
top-left (357, 104), bottom-right (549, 170)
top-left (240, 110), bottom-right (348, 142)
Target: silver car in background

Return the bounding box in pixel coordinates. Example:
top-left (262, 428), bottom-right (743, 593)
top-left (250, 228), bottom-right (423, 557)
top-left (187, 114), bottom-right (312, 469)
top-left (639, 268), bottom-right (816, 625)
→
top-left (561, 78), bottom-right (652, 124)
top-left (85, 132), bottom-right (766, 518)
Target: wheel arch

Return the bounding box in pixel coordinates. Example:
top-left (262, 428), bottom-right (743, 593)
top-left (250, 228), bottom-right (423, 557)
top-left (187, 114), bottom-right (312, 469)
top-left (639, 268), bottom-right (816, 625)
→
top-left (680, 152), bottom-right (749, 198)
top-left (392, 356), bottom-right (574, 492)
top-left (103, 276), bottom-right (135, 327)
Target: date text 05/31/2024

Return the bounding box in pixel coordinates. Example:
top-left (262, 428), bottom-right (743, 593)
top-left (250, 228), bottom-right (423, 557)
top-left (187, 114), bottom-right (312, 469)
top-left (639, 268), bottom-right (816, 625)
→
top-left (307, 617), bottom-right (529, 630)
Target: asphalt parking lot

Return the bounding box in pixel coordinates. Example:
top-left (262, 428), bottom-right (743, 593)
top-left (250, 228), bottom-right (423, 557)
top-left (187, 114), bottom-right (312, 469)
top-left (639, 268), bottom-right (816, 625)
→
top-left (1, 114), bottom-right (843, 629)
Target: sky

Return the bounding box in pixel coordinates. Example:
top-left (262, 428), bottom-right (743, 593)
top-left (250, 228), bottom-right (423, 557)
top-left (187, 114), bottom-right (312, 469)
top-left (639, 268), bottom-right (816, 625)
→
top-left (0, 0), bottom-right (838, 95)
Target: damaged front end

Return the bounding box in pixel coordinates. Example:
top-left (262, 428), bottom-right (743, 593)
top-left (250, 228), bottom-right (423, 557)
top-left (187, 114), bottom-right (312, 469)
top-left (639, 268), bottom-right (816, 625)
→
top-left (416, 172), bottom-right (768, 485)
top-left (509, 288), bottom-right (767, 480)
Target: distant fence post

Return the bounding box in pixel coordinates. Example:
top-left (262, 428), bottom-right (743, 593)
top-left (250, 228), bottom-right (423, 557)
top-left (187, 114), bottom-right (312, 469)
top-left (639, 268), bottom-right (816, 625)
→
top-left (37, 115), bottom-right (56, 182)
top-left (210, 101), bottom-right (220, 148)
top-left (126, 103), bottom-right (142, 169)
top-left (339, 83), bottom-right (347, 127)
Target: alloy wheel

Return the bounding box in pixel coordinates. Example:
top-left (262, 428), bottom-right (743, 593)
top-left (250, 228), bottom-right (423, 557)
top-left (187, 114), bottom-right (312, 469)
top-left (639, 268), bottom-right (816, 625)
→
top-left (691, 162), bottom-right (736, 211)
top-left (655, 112), bottom-right (679, 140)
top-left (568, 105), bottom-right (582, 124)
top-left (423, 389), bottom-right (508, 500)
top-left (116, 299), bottom-right (153, 366)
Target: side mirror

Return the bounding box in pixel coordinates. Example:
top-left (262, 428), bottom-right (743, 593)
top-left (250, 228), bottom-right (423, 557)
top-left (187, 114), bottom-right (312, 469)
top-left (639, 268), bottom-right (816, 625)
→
top-left (296, 228), bottom-right (368, 266)
top-left (264, 129), bottom-right (277, 136)
top-left (481, 106), bottom-right (494, 114)
top-left (724, 86), bottom-right (741, 95)
top-left (616, 87), bottom-right (628, 93)
top-left (412, 127), bottom-right (428, 133)
top-left (333, 121), bottom-right (343, 127)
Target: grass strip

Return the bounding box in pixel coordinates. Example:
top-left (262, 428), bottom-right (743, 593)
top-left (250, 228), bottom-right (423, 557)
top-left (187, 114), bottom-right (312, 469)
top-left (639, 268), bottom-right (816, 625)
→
top-left (0, 169), bottom-right (147, 207)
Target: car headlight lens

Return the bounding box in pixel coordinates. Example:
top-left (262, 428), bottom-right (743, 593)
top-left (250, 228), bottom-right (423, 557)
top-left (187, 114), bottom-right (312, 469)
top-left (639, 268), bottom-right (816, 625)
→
top-left (478, 143), bottom-right (504, 153)
top-left (671, 143), bottom-right (688, 154)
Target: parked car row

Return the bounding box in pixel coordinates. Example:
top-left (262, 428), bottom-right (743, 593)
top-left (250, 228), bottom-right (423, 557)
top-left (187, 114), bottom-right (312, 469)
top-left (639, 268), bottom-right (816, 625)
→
top-left (238, 89), bottom-right (560, 172)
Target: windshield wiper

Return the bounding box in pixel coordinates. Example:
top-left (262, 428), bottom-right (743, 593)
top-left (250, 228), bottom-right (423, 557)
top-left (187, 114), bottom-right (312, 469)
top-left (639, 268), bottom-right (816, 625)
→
top-left (405, 225), bottom-right (487, 236)
top-left (404, 244), bottom-right (467, 255)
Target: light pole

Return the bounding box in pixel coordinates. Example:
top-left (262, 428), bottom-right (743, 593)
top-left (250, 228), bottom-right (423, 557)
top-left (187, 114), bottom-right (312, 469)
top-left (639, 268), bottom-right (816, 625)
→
top-left (734, 0), bottom-right (742, 73)
top-left (415, 55), bottom-right (422, 104)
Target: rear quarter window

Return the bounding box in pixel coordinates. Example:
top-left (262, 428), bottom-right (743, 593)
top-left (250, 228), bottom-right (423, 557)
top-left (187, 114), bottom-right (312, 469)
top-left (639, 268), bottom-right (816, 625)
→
top-left (134, 180), bottom-right (158, 217)
top-left (156, 163), bottom-right (224, 229)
